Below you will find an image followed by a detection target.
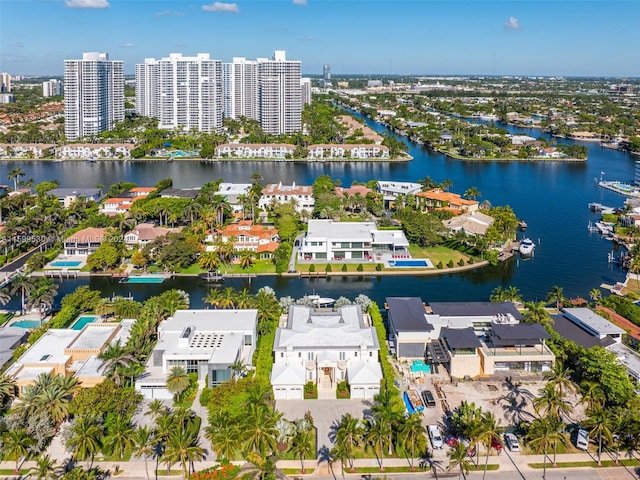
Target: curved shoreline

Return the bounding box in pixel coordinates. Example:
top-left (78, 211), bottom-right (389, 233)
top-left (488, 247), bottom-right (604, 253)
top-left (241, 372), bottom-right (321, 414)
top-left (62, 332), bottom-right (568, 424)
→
top-left (0, 155), bottom-right (413, 163)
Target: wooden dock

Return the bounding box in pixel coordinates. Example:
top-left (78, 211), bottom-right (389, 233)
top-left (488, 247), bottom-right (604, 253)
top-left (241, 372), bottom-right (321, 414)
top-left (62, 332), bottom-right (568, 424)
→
top-left (300, 271), bottom-right (328, 278)
top-left (44, 270), bottom-right (78, 278)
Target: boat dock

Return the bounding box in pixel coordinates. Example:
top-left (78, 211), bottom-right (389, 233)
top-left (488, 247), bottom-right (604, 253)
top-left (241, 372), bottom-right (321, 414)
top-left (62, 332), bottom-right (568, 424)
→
top-left (44, 270), bottom-right (78, 279)
top-left (588, 202), bottom-right (615, 213)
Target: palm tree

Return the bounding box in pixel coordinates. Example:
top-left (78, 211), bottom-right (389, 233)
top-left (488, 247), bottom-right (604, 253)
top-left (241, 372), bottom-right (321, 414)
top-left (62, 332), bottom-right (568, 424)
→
top-left (203, 288), bottom-right (223, 308)
top-left (546, 285), bottom-right (565, 310)
top-left (522, 301), bottom-right (554, 328)
top-left (163, 423), bottom-right (206, 480)
top-left (0, 288), bottom-right (11, 306)
top-left (103, 414), bottom-right (136, 459)
top-left (464, 186), bottom-right (481, 200)
top-left (133, 426), bottom-right (156, 480)
top-left (219, 287), bottom-right (237, 309)
top-left (580, 380), bottom-right (606, 411)
top-left (235, 288), bottom-right (254, 308)
top-left (470, 412), bottom-right (501, 480)
top-left (30, 454), bottom-right (58, 480)
top-left (98, 341), bottom-right (136, 386)
top-left (242, 403), bottom-right (278, 457)
top-left (289, 428), bottom-right (315, 473)
top-left (66, 416), bottom-right (103, 469)
top-left (8, 167), bottom-right (25, 191)
top-left (336, 413), bottom-right (363, 470)
top-left (398, 413), bottom-right (427, 469)
top-left (198, 251), bottom-right (220, 272)
top-left (543, 360), bottom-right (577, 399)
top-left (26, 277), bottom-right (58, 320)
top-left (534, 384), bottom-right (571, 423)
top-left (526, 416), bottom-right (555, 479)
top-left (589, 288), bottom-right (602, 305)
top-left (165, 366), bottom-right (191, 401)
top-left (146, 398), bottom-right (167, 420)
top-left (1, 429), bottom-right (35, 473)
top-left (447, 441), bottom-right (473, 480)
top-left (584, 405), bottom-right (614, 466)
top-left (0, 373), bottom-right (16, 404)
top-left (364, 415), bottom-right (393, 471)
top-left (205, 411), bottom-right (241, 461)
top-left (9, 274), bottom-right (35, 315)
top-left (229, 359), bottom-right (249, 381)
top-left (238, 250), bottom-right (255, 269)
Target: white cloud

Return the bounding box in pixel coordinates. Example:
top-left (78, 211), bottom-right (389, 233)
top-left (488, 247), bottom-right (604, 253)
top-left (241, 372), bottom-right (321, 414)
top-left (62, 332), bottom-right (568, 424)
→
top-left (292, 0), bottom-right (308, 5)
top-left (65, 0), bottom-right (110, 8)
top-left (202, 2), bottom-right (239, 13)
top-left (120, 43), bottom-right (135, 48)
top-left (155, 10), bottom-right (184, 17)
top-left (504, 16), bottom-right (521, 30)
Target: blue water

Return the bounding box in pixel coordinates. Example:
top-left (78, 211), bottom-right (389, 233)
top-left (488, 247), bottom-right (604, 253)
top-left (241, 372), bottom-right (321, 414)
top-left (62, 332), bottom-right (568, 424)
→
top-left (410, 360), bottom-right (431, 373)
top-left (390, 259), bottom-right (431, 268)
top-left (122, 276), bottom-right (166, 284)
top-left (50, 260), bottom-right (83, 267)
top-left (71, 315), bottom-right (99, 330)
top-left (11, 320), bottom-right (41, 329)
top-left (0, 112), bottom-right (634, 307)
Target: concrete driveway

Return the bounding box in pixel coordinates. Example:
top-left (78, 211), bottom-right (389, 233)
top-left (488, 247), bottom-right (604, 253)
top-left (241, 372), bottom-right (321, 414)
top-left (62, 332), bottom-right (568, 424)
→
top-left (276, 398), bottom-right (373, 454)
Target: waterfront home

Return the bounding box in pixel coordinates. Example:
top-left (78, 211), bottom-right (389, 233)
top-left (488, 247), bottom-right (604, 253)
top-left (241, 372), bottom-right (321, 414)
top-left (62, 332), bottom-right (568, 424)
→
top-left (0, 326), bottom-right (29, 367)
top-left (100, 197), bottom-right (137, 215)
top-left (214, 183), bottom-right (252, 214)
top-left (510, 135), bottom-right (536, 146)
top-left (440, 132), bottom-right (453, 142)
top-left (7, 321), bottom-right (134, 393)
top-left (271, 305), bottom-right (382, 400)
top-left (124, 223), bottom-right (177, 248)
top-left (335, 184), bottom-right (373, 199)
top-left (443, 210), bottom-right (494, 237)
top-left (0, 143), bottom-right (55, 159)
top-left (258, 182), bottom-right (314, 213)
top-left (159, 188), bottom-right (201, 199)
top-left (535, 147), bottom-right (566, 159)
top-left (376, 181), bottom-right (422, 207)
top-left (207, 220), bottom-right (280, 259)
top-left (46, 187), bottom-right (103, 207)
top-left (552, 307), bottom-right (640, 387)
top-left (215, 143), bottom-right (295, 159)
top-left (128, 187), bottom-right (157, 197)
top-left (337, 115), bottom-right (383, 144)
top-left (64, 227), bottom-right (107, 256)
top-left (55, 143), bottom-right (135, 159)
top-left (299, 219), bottom-right (409, 262)
top-left (417, 188), bottom-right (479, 213)
top-left (307, 144), bottom-right (389, 160)
top-left (135, 309), bottom-right (258, 399)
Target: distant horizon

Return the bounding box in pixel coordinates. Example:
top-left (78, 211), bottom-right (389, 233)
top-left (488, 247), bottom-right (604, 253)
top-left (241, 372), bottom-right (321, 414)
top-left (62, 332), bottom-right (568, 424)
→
top-left (2, 1), bottom-right (639, 77)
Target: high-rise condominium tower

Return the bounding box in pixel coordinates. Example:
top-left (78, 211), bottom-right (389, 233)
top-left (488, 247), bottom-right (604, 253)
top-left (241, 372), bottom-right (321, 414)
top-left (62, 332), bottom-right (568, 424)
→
top-left (136, 53), bottom-right (223, 133)
top-left (0, 73), bottom-right (11, 93)
top-left (257, 50), bottom-right (302, 135)
top-left (64, 52), bottom-right (124, 140)
top-left (43, 79), bottom-right (63, 97)
top-left (222, 57), bottom-right (259, 121)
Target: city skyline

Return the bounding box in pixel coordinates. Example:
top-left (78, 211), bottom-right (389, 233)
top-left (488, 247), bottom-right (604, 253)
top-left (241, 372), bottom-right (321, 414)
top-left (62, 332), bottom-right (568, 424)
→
top-left (1, 0), bottom-right (639, 77)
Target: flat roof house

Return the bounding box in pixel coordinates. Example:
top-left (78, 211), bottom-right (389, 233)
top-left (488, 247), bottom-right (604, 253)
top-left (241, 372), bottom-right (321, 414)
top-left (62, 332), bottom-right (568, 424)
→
top-left (299, 219), bottom-right (409, 263)
top-left (7, 321), bottom-right (133, 392)
top-left (136, 309), bottom-right (258, 399)
top-left (271, 305), bottom-right (382, 400)
top-left (47, 188), bottom-right (103, 207)
top-left (259, 183), bottom-right (314, 213)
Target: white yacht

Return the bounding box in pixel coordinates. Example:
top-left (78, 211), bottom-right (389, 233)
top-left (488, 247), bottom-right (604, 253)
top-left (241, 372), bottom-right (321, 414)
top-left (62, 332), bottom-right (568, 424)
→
top-left (519, 238), bottom-right (535, 256)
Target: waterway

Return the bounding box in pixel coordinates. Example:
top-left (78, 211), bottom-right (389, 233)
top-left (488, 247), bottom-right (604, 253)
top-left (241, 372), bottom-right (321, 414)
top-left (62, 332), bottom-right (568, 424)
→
top-left (1, 115), bottom-right (636, 309)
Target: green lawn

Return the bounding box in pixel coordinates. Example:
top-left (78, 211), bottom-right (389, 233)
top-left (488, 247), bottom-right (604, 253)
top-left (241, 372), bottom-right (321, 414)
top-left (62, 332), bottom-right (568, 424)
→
top-left (351, 466), bottom-right (429, 473)
top-left (0, 313), bottom-right (14, 326)
top-left (529, 459), bottom-right (640, 469)
top-left (296, 262), bottom-right (381, 273)
top-left (180, 260), bottom-right (276, 275)
top-left (281, 468), bottom-right (314, 475)
top-left (408, 244), bottom-right (471, 265)
top-left (0, 469), bottom-right (30, 475)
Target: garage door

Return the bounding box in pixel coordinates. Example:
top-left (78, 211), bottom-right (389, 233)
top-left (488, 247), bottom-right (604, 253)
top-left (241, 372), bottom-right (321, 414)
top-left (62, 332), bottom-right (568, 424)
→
top-left (274, 387), bottom-right (288, 400)
top-left (351, 386), bottom-right (365, 399)
top-left (366, 387), bottom-right (379, 398)
top-left (289, 387), bottom-right (303, 400)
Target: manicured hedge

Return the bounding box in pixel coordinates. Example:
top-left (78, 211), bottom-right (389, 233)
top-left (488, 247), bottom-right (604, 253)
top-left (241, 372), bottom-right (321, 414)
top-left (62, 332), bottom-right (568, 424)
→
top-left (369, 302), bottom-right (398, 394)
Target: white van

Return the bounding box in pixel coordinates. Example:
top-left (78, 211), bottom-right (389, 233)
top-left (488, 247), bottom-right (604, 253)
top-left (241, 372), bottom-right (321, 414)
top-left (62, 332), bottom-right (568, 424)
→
top-left (575, 429), bottom-right (589, 450)
top-left (428, 425), bottom-right (444, 449)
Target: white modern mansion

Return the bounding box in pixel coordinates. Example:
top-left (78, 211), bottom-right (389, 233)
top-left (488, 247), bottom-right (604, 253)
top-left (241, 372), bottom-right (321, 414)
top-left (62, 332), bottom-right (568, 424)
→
top-left (259, 183), bottom-right (315, 213)
top-left (135, 309), bottom-right (258, 399)
top-left (136, 50), bottom-right (302, 135)
top-left (298, 220), bottom-right (410, 262)
top-left (64, 52), bottom-right (124, 140)
top-left (271, 305), bottom-right (382, 400)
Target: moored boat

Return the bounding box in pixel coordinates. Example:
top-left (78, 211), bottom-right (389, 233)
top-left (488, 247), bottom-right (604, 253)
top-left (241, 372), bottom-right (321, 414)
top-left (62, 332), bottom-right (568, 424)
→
top-left (519, 238), bottom-right (535, 256)
top-left (518, 219), bottom-right (528, 230)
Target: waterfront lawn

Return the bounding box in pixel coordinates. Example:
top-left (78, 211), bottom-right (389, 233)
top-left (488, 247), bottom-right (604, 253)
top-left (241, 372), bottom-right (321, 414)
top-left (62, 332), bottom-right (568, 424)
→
top-left (408, 245), bottom-right (471, 265)
top-left (0, 313), bottom-right (14, 326)
top-left (180, 260), bottom-right (276, 275)
top-left (296, 262), bottom-right (380, 273)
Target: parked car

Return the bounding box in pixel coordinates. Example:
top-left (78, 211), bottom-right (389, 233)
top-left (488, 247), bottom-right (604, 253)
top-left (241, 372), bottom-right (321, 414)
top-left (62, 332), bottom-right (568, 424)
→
top-left (575, 429), bottom-right (589, 451)
top-left (504, 433), bottom-right (520, 452)
top-left (491, 436), bottom-right (503, 452)
top-left (421, 389), bottom-right (437, 408)
top-left (457, 437), bottom-right (476, 457)
top-left (428, 425), bottom-right (444, 449)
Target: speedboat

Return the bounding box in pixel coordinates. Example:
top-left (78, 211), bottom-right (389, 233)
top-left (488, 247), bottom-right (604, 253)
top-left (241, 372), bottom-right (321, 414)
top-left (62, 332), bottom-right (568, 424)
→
top-left (519, 238), bottom-right (535, 256)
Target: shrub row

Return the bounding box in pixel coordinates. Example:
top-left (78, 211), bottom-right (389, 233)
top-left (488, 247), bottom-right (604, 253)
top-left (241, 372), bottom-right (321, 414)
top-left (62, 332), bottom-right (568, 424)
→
top-left (369, 302), bottom-right (398, 394)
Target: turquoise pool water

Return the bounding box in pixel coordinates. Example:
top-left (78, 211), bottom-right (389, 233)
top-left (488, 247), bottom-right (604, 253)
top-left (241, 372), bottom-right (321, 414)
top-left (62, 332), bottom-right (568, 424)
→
top-left (389, 259), bottom-right (432, 268)
top-left (122, 276), bottom-right (166, 284)
top-left (50, 260), bottom-right (83, 267)
top-left (410, 360), bottom-right (431, 373)
top-left (12, 320), bottom-right (41, 329)
top-left (612, 182), bottom-right (633, 192)
top-left (71, 315), bottom-right (99, 330)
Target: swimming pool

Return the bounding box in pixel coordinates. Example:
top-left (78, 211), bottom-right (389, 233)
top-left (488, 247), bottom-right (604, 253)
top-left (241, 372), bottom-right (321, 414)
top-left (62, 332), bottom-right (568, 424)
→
top-left (12, 320), bottom-right (41, 329)
top-left (388, 259), bottom-right (432, 268)
top-left (612, 182), bottom-right (634, 192)
top-left (50, 260), bottom-right (83, 268)
top-left (71, 315), bottom-right (99, 330)
top-left (410, 360), bottom-right (432, 374)
top-left (121, 276), bottom-right (166, 284)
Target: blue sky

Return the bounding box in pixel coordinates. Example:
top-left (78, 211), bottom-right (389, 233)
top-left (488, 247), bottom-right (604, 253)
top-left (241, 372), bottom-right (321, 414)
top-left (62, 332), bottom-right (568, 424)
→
top-left (1, 0), bottom-right (638, 77)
